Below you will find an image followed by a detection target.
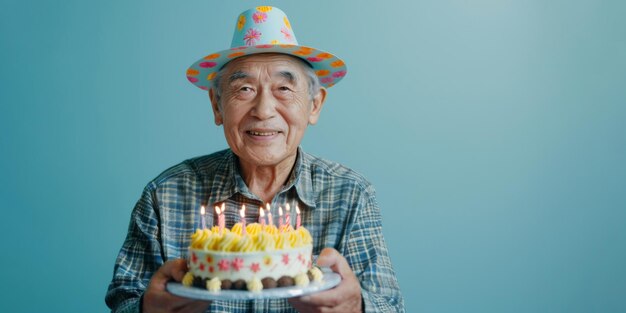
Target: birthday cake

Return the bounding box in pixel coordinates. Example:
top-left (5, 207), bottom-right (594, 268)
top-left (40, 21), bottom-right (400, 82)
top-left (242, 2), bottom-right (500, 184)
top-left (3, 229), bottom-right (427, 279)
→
top-left (182, 206), bottom-right (322, 292)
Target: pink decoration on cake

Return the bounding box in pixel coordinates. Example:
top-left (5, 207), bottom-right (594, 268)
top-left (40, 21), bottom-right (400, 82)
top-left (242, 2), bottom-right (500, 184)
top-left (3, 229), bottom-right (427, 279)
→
top-left (298, 253), bottom-right (305, 264)
top-left (218, 259), bottom-right (230, 271)
top-left (232, 258), bottom-right (244, 271)
top-left (199, 263), bottom-right (205, 271)
top-left (192, 252), bottom-right (198, 264)
top-left (282, 254), bottom-right (290, 265)
top-left (250, 262), bottom-right (261, 273)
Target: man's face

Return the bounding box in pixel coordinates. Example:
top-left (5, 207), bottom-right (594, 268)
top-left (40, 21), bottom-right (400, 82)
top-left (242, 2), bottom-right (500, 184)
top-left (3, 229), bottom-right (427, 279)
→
top-left (210, 54), bottom-right (326, 167)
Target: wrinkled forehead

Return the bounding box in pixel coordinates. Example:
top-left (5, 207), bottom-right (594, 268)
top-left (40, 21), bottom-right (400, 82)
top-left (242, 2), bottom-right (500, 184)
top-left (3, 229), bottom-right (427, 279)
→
top-left (221, 53), bottom-right (311, 80)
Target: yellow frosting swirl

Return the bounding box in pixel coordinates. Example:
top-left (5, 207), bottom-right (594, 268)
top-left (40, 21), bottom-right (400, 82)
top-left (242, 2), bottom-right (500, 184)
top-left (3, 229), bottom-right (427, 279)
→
top-left (297, 227), bottom-right (313, 245)
top-left (246, 223), bottom-right (263, 236)
top-left (190, 229), bottom-right (211, 249)
top-left (231, 223), bottom-right (243, 235)
top-left (288, 230), bottom-right (303, 247)
top-left (236, 234), bottom-right (255, 252)
top-left (275, 232), bottom-right (291, 249)
top-left (255, 231), bottom-right (276, 251)
top-left (202, 232), bottom-right (221, 251)
top-left (190, 223), bottom-right (312, 252)
top-left (216, 232), bottom-right (240, 251)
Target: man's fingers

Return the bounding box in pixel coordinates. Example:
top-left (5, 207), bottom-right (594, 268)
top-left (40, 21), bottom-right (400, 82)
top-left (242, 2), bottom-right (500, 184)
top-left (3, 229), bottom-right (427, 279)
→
top-left (316, 248), bottom-right (352, 278)
top-left (150, 259), bottom-right (189, 290)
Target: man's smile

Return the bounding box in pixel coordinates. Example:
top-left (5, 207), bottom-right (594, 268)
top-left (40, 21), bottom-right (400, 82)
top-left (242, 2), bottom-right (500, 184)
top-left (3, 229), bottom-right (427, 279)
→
top-left (246, 130), bottom-right (281, 136)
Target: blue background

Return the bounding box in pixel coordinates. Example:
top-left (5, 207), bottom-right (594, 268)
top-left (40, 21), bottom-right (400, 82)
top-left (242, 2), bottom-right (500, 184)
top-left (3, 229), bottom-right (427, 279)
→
top-left (1, 1), bottom-right (625, 312)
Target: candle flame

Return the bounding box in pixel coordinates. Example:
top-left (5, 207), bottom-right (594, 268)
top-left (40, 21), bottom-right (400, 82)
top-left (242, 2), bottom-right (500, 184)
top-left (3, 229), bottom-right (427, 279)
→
top-left (201, 205), bottom-right (206, 215)
top-left (266, 203), bottom-right (270, 211)
top-left (221, 202), bottom-right (225, 212)
top-left (240, 204), bottom-right (246, 218)
top-left (296, 205), bottom-right (300, 214)
top-left (279, 206), bottom-right (283, 216)
top-left (286, 203), bottom-right (291, 212)
top-left (215, 205), bottom-right (220, 215)
top-left (259, 207), bottom-right (265, 217)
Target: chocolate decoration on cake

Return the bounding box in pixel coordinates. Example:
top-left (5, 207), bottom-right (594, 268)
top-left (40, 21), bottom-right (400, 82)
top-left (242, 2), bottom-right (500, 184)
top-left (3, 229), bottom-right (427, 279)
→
top-left (233, 279), bottom-right (247, 290)
top-left (277, 276), bottom-right (295, 287)
top-left (261, 277), bottom-right (278, 289)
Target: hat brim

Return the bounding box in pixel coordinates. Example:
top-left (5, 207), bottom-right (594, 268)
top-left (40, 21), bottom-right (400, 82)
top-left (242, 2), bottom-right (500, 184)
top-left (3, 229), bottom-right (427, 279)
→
top-left (186, 44), bottom-right (347, 90)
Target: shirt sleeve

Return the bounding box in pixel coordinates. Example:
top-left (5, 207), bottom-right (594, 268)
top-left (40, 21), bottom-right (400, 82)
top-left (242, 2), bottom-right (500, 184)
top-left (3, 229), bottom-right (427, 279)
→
top-left (343, 184), bottom-right (405, 313)
top-left (105, 185), bottom-right (164, 313)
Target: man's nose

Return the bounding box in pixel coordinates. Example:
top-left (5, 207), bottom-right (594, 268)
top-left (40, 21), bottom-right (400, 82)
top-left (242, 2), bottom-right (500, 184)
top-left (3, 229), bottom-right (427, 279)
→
top-left (251, 88), bottom-right (277, 120)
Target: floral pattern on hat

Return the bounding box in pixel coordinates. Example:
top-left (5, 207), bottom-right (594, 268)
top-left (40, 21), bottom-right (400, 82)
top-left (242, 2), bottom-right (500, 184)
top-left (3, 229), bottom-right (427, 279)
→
top-left (244, 28), bottom-right (262, 46)
top-left (281, 27), bottom-right (294, 42)
top-left (253, 11), bottom-right (267, 24)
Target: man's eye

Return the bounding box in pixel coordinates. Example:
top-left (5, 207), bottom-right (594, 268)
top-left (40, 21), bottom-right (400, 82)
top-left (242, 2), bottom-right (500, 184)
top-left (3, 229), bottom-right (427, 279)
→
top-left (240, 87), bottom-right (253, 92)
top-left (278, 86), bottom-right (292, 91)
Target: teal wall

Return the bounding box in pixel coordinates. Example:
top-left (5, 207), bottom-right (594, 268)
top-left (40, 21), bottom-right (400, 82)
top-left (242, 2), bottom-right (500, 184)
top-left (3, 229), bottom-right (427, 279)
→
top-left (1, 1), bottom-right (625, 312)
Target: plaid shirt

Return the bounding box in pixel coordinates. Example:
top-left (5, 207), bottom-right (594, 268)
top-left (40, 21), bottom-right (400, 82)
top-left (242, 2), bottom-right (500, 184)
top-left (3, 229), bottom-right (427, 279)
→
top-left (105, 148), bottom-right (404, 312)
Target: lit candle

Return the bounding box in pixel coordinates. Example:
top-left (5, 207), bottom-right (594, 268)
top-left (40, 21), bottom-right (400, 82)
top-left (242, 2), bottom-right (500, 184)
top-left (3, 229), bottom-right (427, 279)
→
top-left (266, 203), bottom-right (273, 226)
top-left (259, 206), bottom-right (266, 226)
top-left (285, 203), bottom-right (291, 227)
top-left (296, 205), bottom-right (301, 229)
top-left (240, 204), bottom-right (247, 236)
top-left (200, 205), bottom-right (206, 229)
top-left (220, 203), bottom-right (226, 230)
top-left (215, 205), bottom-right (222, 233)
top-left (278, 206), bottom-right (284, 228)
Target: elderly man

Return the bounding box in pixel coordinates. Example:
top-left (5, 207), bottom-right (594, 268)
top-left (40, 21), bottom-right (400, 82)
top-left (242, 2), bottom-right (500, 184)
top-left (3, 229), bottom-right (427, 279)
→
top-left (106, 7), bottom-right (404, 313)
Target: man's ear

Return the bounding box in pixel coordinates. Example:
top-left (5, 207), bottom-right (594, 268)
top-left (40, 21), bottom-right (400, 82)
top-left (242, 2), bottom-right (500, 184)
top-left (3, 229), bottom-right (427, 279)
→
top-left (209, 88), bottom-right (223, 126)
top-left (308, 87), bottom-right (327, 125)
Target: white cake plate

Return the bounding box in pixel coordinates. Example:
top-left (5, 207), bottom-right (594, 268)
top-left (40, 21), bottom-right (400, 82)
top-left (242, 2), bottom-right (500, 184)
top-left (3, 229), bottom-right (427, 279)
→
top-left (167, 270), bottom-right (341, 301)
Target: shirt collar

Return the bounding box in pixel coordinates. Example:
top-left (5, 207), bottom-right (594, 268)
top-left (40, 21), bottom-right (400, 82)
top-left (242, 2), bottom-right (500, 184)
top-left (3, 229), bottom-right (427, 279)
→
top-left (203, 148), bottom-right (317, 209)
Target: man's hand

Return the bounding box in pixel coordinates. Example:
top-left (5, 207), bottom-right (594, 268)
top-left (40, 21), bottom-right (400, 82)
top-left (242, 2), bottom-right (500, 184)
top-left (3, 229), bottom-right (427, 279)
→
top-left (289, 248), bottom-right (362, 313)
top-left (142, 259), bottom-right (211, 313)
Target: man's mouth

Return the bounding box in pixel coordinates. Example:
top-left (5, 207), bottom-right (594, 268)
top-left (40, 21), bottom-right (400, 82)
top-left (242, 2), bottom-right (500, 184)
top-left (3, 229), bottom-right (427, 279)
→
top-left (246, 130), bottom-right (280, 136)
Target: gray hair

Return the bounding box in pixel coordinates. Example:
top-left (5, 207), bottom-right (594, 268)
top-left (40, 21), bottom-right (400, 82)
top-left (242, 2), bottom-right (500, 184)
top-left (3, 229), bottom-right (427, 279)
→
top-left (212, 56), bottom-right (321, 105)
